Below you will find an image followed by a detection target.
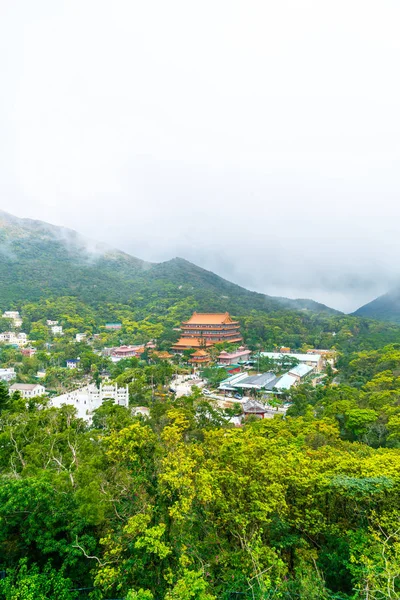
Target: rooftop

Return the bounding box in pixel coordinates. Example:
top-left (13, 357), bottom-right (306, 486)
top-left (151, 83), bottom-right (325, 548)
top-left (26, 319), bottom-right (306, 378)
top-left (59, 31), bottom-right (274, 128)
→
top-left (260, 352), bottom-right (321, 363)
top-left (9, 383), bottom-right (43, 390)
top-left (183, 312), bottom-right (237, 325)
top-left (243, 400), bottom-right (268, 414)
top-left (172, 337), bottom-right (214, 348)
top-left (274, 373), bottom-right (298, 390)
top-left (234, 372), bottom-right (276, 389)
top-left (289, 364), bottom-right (314, 378)
top-left (218, 348), bottom-right (252, 359)
top-left (191, 349), bottom-right (210, 357)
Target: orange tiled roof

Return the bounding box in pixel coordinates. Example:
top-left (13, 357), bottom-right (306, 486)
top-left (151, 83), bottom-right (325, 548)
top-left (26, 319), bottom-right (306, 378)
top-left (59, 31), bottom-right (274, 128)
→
top-left (172, 337), bottom-right (213, 348)
top-left (153, 351), bottom-right (173, 359)
top-left (183, 312), bottom-right (235, 325)
top-left (191, 349), bottom-right (209, 357)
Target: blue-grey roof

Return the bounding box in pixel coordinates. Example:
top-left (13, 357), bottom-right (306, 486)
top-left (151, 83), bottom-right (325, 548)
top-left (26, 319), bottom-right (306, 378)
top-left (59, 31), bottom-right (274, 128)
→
top-left (233, 372), bottom-right (276, 389)
top-left (289, 364), bottom-right (314, 378)
top-left (274, 373), bottom-right (297, 390)
top-left (260, 352), bottom-right (321, 363)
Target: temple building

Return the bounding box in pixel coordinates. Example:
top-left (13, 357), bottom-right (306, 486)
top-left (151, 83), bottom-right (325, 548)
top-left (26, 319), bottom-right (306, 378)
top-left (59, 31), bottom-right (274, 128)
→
top-left (189, 349), bottom-right (211, 365)
top-left (172, 312), bottom-right (242, 351)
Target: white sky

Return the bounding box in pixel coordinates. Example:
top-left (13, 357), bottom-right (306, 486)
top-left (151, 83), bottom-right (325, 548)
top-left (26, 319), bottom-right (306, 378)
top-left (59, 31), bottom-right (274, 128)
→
top-left (1, 0), bottom-right (400, 312)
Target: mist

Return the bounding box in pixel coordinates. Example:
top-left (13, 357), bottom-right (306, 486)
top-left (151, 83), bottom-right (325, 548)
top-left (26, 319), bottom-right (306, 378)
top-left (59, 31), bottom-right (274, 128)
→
top-left (1, 0), bottom-right (400, 313)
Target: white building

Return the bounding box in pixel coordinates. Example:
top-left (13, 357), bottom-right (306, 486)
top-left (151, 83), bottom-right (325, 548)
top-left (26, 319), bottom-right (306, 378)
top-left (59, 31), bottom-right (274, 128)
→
top-left (66, 359), bottom-right (79, 369)
top-left (132, 406), bottom-right (150, 418)
top-left (75, 333), bottom-right (86, 342)
top-left (288, 363), bottom-right (314, 381)
top-left (260, 352), bottom-right (323, 372)
top-left (0, 367), bottom-right (16, 382)
top-left (51, 325), bottom-right (63, 336)
top-left (47, 320), bottom-right (59, 326)
top-left (9, 383), bottom-right (46, 398)
top-left (51, 383), bottom-right (129, 421)
top-left (2, 311), bottom-right (23, 327)
top-left (0, 332), bottom-right (28, 347)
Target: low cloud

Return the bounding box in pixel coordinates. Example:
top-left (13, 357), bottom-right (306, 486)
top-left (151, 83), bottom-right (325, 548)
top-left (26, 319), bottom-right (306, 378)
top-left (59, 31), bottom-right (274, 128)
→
top-left (1, 1), bottom-right (400, 312)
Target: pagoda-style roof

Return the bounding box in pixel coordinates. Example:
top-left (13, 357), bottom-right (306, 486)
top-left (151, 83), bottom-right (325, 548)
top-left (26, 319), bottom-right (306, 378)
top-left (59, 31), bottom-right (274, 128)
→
top-left (172, 337), bottom-right (214, 349)
top-left (242, 400), bottom-right (267, 414)
top-left (191, 349), bottom-right (210, 357)
top-left (183, 312), bottom-right (238, 325)
top-left (153, 351), bottom-right (173, 359)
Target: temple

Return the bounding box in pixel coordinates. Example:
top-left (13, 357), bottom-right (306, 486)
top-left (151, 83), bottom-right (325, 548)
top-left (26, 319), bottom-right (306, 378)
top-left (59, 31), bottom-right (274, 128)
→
top-left (172, 312), bottom-right (242, 351)
top-left (189, 349), bottom-right (211, 365)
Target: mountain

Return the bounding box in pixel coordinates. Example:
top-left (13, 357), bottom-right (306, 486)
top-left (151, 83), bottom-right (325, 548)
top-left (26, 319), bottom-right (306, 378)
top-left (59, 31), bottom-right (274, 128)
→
top-left (353, 288), bottom-right (400, 323)
top-left (0, 210), bottom-right (339, 315)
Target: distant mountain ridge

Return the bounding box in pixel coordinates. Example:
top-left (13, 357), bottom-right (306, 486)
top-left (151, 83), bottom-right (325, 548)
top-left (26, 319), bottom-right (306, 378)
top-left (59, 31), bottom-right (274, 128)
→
top-left (353, 288), bottom-right (400, 323)
top-left (0, 210), bottom-right (340, 315)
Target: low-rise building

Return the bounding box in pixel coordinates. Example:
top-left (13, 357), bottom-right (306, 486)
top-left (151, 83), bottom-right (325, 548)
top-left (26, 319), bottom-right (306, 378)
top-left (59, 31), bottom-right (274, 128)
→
top-left (218, 347), bottom-right (252, 365)
top-left (2, 311), bottom-right (23, 327)
top-left (105, 323), bottom-right (122, 330)
top-left (189, 349), bottom-right (211, 365)
top-left (132, 406), bottom-right (150, 418)
top-left (0, 367), bottom-right (16, 382)
top-left (51, 383), bottom-right (129, 421)
top-left (288, 363), bottom-right (314, 381)
top-left (272, 373), bottom-right (298, 391)
top-left (109, 345), bottom-right (145, 361)
top-left (75, 333), bottom-right (86, 343)
top-left (151, 351), bottom-right (174, 360)
top-left (51, 325), bottom-right (63, 336)
top-left (21, 347), bottom-right (37, 357)
top-left (9, 383), bottom-right (46, 398)
top-left (279, 346), bottom-right (291, 353)
top-left (0, 332), bottom-right (28, 347)
top-left (47, 320), bottom-right (59, 326)
top-left (260, 352), bottom-right (323, 372)
top-left (242, 400), bottom-right (269, 419)
top-left (66, 359), bottom-right (79, 369)
top-left (232, 372), bottom-right (277, 391)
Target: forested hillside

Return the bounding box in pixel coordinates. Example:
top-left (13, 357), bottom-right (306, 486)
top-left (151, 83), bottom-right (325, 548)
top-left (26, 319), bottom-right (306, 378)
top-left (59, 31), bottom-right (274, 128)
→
top-left (0, 210), bottom-right (336, 315)
top-left (354, 287), bottom-right (400, 323)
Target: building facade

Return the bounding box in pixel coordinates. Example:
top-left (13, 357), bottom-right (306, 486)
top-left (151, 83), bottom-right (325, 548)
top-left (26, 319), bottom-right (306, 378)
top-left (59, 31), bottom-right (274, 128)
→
top-left (51, 325), bottom-right (63, 336)
top-left (218, 347), bottom-right (252, 365)
top-left (0, 332), bottom-right (28, 347)
top-left (172, 312), bottom-right (242, 351)
top-left (260, 352), bottom-right (323, 372)
top-left (9, 383), bottom-right (46, 398)
top-left (51, 383), bottom-right (129, 421)
top-left (0, 367), bottom-right (16, 382)
top-left (189, 349), bottom-right (211, 365)
top-left (108, 345), bottom-right (145, 361)
top-left (2, 311), bottom-right (23, 327)
top-left (105, 323), bottom-right (122, 330)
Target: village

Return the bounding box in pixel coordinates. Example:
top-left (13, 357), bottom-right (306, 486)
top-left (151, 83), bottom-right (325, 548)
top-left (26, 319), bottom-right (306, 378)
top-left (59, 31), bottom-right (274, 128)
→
top-left (0, 309), bottom-right (336, 425)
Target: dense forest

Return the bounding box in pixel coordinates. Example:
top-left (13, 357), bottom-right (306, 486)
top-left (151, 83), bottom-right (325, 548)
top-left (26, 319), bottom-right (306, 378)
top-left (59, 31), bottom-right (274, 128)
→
top-left (3, 343), bottom-right (400, 598)
top-left (354, 287), bottom-right (400, 324)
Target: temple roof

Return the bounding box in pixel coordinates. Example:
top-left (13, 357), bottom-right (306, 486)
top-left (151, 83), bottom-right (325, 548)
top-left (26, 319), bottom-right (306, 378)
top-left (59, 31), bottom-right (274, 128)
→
top-left (183, 312), bottom-right (236, 325)
top-left (242, 400), bottom-right (267, 414)
top-left (172, 337), bottom-right (213, 348)
top-left (153, 351), bottom-right (173, 359)
top-left (191, 349), bottom-right (210, 357)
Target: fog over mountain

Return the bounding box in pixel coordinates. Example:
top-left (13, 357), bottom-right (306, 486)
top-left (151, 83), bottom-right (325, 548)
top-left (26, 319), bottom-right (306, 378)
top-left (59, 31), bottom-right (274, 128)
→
top-left (1, 1), bottom-right (400, 312)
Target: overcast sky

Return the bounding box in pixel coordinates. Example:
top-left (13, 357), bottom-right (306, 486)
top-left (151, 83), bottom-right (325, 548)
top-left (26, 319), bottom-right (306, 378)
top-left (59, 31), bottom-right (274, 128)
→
top-left (1, 1), bottom-right (400, 312)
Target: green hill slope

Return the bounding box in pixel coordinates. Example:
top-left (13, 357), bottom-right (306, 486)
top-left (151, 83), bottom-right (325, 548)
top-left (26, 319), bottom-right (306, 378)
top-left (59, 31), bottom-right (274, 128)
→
top-left (0, 210), bottom-right (339, 316)
top-left (353, 288), bottom-right (400, 323)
